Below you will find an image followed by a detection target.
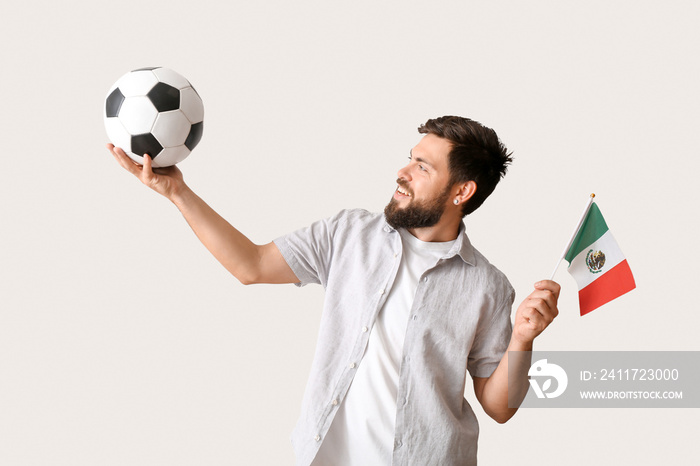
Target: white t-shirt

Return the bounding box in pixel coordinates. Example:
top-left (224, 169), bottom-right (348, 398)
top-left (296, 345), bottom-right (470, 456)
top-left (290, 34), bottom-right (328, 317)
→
top-left (312, 229), bottom-right (455, 465)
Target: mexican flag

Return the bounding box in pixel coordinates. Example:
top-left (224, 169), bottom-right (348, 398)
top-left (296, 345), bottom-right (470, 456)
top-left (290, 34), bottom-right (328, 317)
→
top-left (565, 202), bottom-right (636, 315)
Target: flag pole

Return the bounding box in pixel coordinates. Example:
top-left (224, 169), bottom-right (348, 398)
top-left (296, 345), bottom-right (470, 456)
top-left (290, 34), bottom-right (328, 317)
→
top-left (548, 193), bottom-right (596, 280)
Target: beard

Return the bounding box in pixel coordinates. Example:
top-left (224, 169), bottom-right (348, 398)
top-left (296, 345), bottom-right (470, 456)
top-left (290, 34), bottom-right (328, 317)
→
top-left (384, 182), bottom-right (451, 230)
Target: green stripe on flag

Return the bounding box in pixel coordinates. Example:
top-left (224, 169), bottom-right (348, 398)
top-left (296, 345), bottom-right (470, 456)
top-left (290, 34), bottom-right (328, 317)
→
top-left (564, 202), bottom-right (609, 263)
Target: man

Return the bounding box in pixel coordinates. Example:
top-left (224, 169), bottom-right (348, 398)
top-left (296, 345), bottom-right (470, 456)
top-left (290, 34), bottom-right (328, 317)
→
top-left (107, 116), bottom-right (559, 465)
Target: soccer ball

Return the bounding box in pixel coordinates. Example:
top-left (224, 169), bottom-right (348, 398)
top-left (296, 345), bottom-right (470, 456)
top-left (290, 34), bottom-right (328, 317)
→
top-left (104, 67), bottom-right (204, 167)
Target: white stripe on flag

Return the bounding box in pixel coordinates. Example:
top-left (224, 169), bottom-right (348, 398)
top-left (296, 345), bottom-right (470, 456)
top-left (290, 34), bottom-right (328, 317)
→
top-left (568, 230), bottom-right (625, 289)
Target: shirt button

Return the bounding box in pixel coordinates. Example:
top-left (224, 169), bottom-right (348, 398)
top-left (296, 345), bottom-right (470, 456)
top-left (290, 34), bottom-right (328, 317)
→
top-left (332, 399), bottom-right (339, 406)
top-left (412, 315), bottom-right (417, 321)
top-left (379, 289), bottom-right (385, 295)
top-left (394, 253), bottom-right (398, 258)
top-left (362, 326), bottom-right (368, 333)
top-left (314, 435), bottom-right (321, 442)
top-left (423, 277), bottom-right (428, 282)
top-left (350, 362), bottom-right (357, 369)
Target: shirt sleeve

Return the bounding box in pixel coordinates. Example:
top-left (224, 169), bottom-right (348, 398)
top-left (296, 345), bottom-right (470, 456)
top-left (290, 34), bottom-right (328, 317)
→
top-left (272, 210), bottom-right (348, 288)
top-left (467, 287), bottom-right (515, 378)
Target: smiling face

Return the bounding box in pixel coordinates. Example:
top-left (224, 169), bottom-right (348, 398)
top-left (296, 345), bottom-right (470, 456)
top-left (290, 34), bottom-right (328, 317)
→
top-left (384, 133), bottom-right (455, 230)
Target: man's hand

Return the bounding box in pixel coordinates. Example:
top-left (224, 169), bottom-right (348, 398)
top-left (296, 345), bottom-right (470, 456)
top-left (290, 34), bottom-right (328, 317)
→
top-left (512, 280), bottom-right (560, 348)
top-left (107, 144), bottom-right (186, 202)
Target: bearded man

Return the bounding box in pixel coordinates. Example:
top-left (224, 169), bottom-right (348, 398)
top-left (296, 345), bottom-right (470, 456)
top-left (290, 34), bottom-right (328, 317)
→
top-left (108, 115), bottom-right (560, 466)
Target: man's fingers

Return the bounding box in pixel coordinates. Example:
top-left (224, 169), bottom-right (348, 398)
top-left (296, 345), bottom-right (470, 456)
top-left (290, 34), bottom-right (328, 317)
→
top-left (516, 281), bottom-right (561, 342)
top-left (143, 152), bottom-right (152, 171)
top-left (527, 289), bottom-right (558, 316)
top-left (522, 307), bottom-right (548, 332)
top-left (109, 145), bottom-right (143, 176)
top-left (141, 153), bottom-right (160, 186)
top-left (534, 279), bottom-right (561, 298)
top-left (107, 144), bottom-right (180, 199)
top-left (525, 297), bottom-right (556, 322)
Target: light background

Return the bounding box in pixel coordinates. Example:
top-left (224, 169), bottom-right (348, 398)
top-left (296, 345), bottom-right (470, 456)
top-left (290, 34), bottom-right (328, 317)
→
top-left (1, 1), bottom-right (698, 464)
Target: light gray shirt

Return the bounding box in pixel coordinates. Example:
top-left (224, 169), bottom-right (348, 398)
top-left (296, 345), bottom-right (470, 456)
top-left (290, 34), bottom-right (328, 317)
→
top-left (274, 209), bottom-right (514, 466)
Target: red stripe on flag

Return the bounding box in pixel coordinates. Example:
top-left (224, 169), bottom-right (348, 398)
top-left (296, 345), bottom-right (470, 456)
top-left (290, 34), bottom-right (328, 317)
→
top-left (579, 260), bottom-right (636, 316)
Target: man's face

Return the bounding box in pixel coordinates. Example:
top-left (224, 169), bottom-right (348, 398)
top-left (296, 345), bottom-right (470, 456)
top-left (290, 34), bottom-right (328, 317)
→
top-left (384, 134), bottom-right (454, 230)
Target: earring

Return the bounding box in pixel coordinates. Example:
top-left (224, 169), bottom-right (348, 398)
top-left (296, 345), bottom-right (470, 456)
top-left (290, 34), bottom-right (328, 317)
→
top-left (453, 199), bottom-right (459, 205)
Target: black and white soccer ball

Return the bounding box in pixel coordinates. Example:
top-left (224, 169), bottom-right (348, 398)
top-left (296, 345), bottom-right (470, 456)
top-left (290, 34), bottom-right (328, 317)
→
top-left (104, 67), bottom-right (204, 168)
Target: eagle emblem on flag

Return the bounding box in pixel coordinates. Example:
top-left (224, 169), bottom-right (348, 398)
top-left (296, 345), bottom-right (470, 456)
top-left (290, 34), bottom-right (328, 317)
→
top-left (586, 249), bottom-right (606, 274)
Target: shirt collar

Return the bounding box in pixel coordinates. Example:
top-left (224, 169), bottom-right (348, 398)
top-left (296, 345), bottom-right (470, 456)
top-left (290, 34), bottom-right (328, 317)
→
top-left (383, 217), bottom-right (476, 266)
top-left (450, 221), bottom-right (476, 266)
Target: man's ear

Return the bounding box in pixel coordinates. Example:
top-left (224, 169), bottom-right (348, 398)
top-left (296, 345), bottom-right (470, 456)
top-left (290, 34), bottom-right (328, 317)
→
top-left (453, 180), bottom-right (477, 206)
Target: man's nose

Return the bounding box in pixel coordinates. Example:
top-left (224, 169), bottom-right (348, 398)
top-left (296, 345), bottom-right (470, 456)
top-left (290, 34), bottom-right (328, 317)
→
top-left (397, 163), bottom-right (411, 181)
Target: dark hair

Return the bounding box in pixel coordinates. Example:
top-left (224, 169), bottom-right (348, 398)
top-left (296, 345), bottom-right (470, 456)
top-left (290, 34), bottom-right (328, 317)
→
top-left (418, 116), bottom-right (513, 216)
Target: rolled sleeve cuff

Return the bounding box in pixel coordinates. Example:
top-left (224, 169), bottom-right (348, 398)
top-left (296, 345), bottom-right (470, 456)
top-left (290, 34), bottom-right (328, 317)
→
top-left (273, 236), bottom-right (315, 287)
top-left (468, 361), bottom-right (500, 379)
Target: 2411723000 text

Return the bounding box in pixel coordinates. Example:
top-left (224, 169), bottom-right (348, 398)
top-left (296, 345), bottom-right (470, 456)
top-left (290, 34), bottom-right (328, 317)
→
top-left (580, 368), bottom-right (680, 382)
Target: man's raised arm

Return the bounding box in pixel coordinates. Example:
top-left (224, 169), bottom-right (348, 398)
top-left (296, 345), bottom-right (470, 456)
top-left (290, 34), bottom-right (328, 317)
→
top-left (108, 144), bottom-right (298, 285)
